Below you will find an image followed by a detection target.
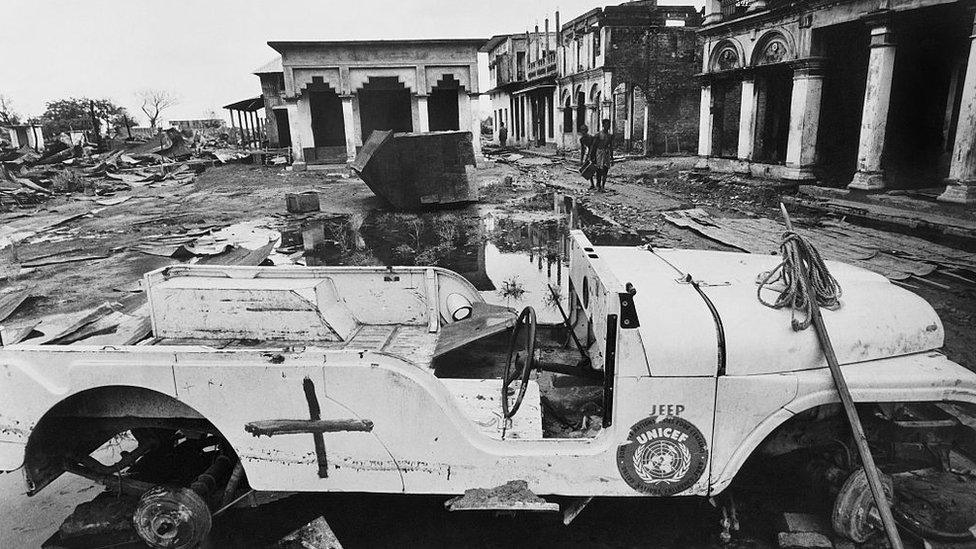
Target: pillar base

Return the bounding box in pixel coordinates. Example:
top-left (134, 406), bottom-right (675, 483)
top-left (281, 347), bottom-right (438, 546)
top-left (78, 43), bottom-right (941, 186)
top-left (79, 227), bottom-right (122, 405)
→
top-left (731, 160), bottom-right (752, 174)
top-left (694, 156), bottom-right (710, 171)
top-left (782, 164), bottom-right (816, 182)
top-left (291, 161), bottom-right (307, 172)
top-left (937, 180), bottom-right (976, 204)
top-left (703, 13), bottom-right (722, 25)
top-left (848, 170), bottom-right (886, 191)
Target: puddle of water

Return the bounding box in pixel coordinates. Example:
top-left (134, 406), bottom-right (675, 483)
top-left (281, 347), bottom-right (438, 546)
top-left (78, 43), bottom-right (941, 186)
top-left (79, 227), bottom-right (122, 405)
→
top-left (277, 192), bottom-right (629, 324)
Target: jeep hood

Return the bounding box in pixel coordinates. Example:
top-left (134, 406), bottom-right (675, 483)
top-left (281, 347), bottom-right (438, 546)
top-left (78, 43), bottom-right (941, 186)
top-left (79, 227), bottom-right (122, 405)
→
top-left (653, 249), bottom-right (944, 376)
top-left (592, 246), bottom-right (944, 377)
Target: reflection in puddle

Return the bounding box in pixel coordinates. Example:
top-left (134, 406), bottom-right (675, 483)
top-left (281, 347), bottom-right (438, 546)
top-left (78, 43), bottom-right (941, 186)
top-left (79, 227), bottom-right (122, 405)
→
top-left (281, 192), bottom-right (610, 324)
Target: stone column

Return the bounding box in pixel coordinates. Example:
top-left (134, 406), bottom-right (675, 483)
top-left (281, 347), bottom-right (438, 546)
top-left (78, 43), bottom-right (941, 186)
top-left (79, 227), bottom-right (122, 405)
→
top-left (466, 93), bottom-right (482, 156)
top-left (784, 59), bottom-right (826, 181)
top-left (704, 0), bottom-right (723, 25)
top-left (624, 84), bottom-right (634, 150)
top-left (696, 84), bottom-right (713, 169)
top-left (737, 75), bottom-right (757, 164)
top-left (340, 95), bottom-right (357, 163)
top-left (557, 106), bottom-right (567, 148)
top-left (849, 18), bottom-right (896, 191)
top-left (938, 12), bottom-right (976, 204)
top-left (570, 105), bottom-right (579, 151)
top-left (417, 95), bottom-right (430, 132)
top-left (286, 100), bottom-right (305, 165)
top-left (643, 102), bottom-right (651, 156)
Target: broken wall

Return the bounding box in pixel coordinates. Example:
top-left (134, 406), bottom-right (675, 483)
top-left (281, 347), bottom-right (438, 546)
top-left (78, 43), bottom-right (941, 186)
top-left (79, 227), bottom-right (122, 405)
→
top-left (261, 73), bottom-right (286, 147)
top-left (609, 27), bottom-right (702, 155)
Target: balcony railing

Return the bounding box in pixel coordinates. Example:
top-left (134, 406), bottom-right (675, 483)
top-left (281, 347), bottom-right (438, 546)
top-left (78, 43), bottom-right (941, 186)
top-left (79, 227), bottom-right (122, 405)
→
top-left (527, 52), bottom-right (558, 81)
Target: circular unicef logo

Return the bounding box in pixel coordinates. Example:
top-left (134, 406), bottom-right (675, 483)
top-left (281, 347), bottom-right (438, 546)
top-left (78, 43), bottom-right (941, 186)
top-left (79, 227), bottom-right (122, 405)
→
top-left (616, 416), bottom-right (708, 495)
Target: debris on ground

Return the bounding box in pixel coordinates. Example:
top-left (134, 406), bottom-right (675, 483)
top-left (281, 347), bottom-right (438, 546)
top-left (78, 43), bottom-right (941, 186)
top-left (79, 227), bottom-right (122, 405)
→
top-left (278, 516), bottom-right (344, 549)
top-left (0, 132), bottom-right (253, 210)
top-left (663, 208), bottom-right (976, 285)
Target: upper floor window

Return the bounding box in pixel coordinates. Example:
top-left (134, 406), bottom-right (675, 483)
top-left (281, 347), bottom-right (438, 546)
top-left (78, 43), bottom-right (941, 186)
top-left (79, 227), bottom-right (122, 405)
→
top-left (593, 28), bottom-right (601, 60)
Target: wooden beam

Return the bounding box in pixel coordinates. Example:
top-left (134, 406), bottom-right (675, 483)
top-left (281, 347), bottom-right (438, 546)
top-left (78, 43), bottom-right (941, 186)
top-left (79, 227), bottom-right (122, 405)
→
top-left (244, 418), bottom-right (374, 437)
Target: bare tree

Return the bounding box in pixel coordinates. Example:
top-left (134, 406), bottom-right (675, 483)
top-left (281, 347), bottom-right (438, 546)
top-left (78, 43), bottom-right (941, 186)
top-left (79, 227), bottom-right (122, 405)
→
top-left (137, 89), bottom-right (179, 130)
top-left (0, 94), bottom-right (21, 125)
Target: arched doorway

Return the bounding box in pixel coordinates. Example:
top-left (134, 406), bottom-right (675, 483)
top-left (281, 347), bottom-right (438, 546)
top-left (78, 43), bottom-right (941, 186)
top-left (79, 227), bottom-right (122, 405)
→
top-left (307, 78), bottom-right (345, 147)
top-left (576, 91), bottom-right (586, 132)
top-left (592, 90), bottom-right (603, 131)
top-left (563, 95), bottom-right (573, 133)
top-left (358, 76), bottom-right (413, 140)
top-left (428, 75), bottom-right (461, 131)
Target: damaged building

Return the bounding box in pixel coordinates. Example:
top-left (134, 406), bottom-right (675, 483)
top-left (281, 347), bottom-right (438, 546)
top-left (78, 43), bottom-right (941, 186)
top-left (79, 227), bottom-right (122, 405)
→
top-left (484, 1), bottom-right (702, 155)
top-left (558, 1), bottom-right (702, 154)
top-left (696, 0), bottom-right (976, 202)
top-left (257, 39), bottom-right (485, 165)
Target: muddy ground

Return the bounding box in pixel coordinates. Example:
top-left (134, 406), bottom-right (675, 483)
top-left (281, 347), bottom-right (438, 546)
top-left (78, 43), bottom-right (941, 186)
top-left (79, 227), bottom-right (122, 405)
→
top-left (2, 153), bottom-right (976, 548)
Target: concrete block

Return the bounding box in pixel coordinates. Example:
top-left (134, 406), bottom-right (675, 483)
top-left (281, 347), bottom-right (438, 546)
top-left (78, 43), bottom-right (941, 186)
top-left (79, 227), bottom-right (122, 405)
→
top-left (286, 191), bottom-right (320, 214)
top-left (777, 531), bottom-right (833, 549)
top-left (292, 161), bottom-right (307, 172)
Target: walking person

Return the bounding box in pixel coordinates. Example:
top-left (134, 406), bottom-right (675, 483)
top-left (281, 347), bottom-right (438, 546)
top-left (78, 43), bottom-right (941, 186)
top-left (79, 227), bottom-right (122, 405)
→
top-left (579, 124), bottom-right (595, 189)
top-left (592, 119), bottom-right (614, 192)
top-left (498, 122), bottom-right (508, 148)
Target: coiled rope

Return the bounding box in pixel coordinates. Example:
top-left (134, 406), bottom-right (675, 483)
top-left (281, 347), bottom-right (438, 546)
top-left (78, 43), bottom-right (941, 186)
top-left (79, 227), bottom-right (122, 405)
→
top-left (757, 230), bottom-right (842, 331)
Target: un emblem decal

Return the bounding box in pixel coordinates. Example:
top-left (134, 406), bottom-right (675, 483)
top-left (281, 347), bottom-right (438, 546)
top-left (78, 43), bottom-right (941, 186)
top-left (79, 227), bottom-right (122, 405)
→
top-left (616, 416), bottom-right (708, 495)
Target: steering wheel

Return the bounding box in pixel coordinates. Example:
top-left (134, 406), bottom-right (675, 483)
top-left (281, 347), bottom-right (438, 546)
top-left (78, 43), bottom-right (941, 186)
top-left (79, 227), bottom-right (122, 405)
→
top-left (502, 306), bottom-right (537, 419)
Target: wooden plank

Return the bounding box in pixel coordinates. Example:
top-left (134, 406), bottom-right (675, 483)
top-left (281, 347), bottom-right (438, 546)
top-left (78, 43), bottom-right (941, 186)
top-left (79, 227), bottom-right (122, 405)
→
top-left (662, 209), bottom-right (939, 282)
top-left (30, 302), bottom-right (124, 345)
top-left (244, 418), bottom-right (373, 436)
top-left (0, 284), bottom-right (32, 322)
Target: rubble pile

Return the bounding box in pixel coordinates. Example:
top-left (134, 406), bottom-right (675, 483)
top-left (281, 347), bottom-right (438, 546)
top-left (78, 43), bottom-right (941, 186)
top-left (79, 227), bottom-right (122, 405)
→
top-left (0, 130), bottom-right (249, 209)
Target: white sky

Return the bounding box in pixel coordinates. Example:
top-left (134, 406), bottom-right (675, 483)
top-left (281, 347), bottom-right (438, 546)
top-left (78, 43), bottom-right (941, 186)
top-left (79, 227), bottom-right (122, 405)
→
top-left (0, 0), bottom-right (703, 126)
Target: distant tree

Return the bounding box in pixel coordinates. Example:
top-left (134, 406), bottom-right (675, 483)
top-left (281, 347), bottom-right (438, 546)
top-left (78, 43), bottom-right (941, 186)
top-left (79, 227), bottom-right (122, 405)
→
top-left (113, 110), bottom-right (138, 139)
top-left (40, 97), bottom-right (123, 137)
top-left (138, 89), bottom-right (179, 130)
top-left (0, 94), bottom-right (21, 125)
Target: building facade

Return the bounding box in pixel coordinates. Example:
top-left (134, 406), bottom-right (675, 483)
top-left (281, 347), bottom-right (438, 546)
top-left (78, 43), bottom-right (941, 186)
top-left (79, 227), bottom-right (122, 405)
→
top-left (483, 1), bottom-right (702, 155)
top-left (696, 0), bottom-right (976, 202)
top-left (266, 39), bottom-right (486, 164)
top-left (482, 28), bottom-right (560, 148)
top-left (558, 2), bottom-right (702, 154)
top-left (254, 57), bottom-right (288, 149)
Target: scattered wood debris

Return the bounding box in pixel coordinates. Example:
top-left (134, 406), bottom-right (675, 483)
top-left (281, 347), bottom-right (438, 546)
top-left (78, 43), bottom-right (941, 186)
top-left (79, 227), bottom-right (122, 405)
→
top-left (662, 208), bottom-right (976, 284)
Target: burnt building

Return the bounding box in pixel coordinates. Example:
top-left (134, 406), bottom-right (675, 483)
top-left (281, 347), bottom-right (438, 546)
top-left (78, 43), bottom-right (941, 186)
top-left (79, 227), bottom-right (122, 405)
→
top-left (557, 1), bottom-right (702, 154)
top-left (260, 39), bottom-right (486, 165)
top-left (696, 0), bottom-right (976, 203)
